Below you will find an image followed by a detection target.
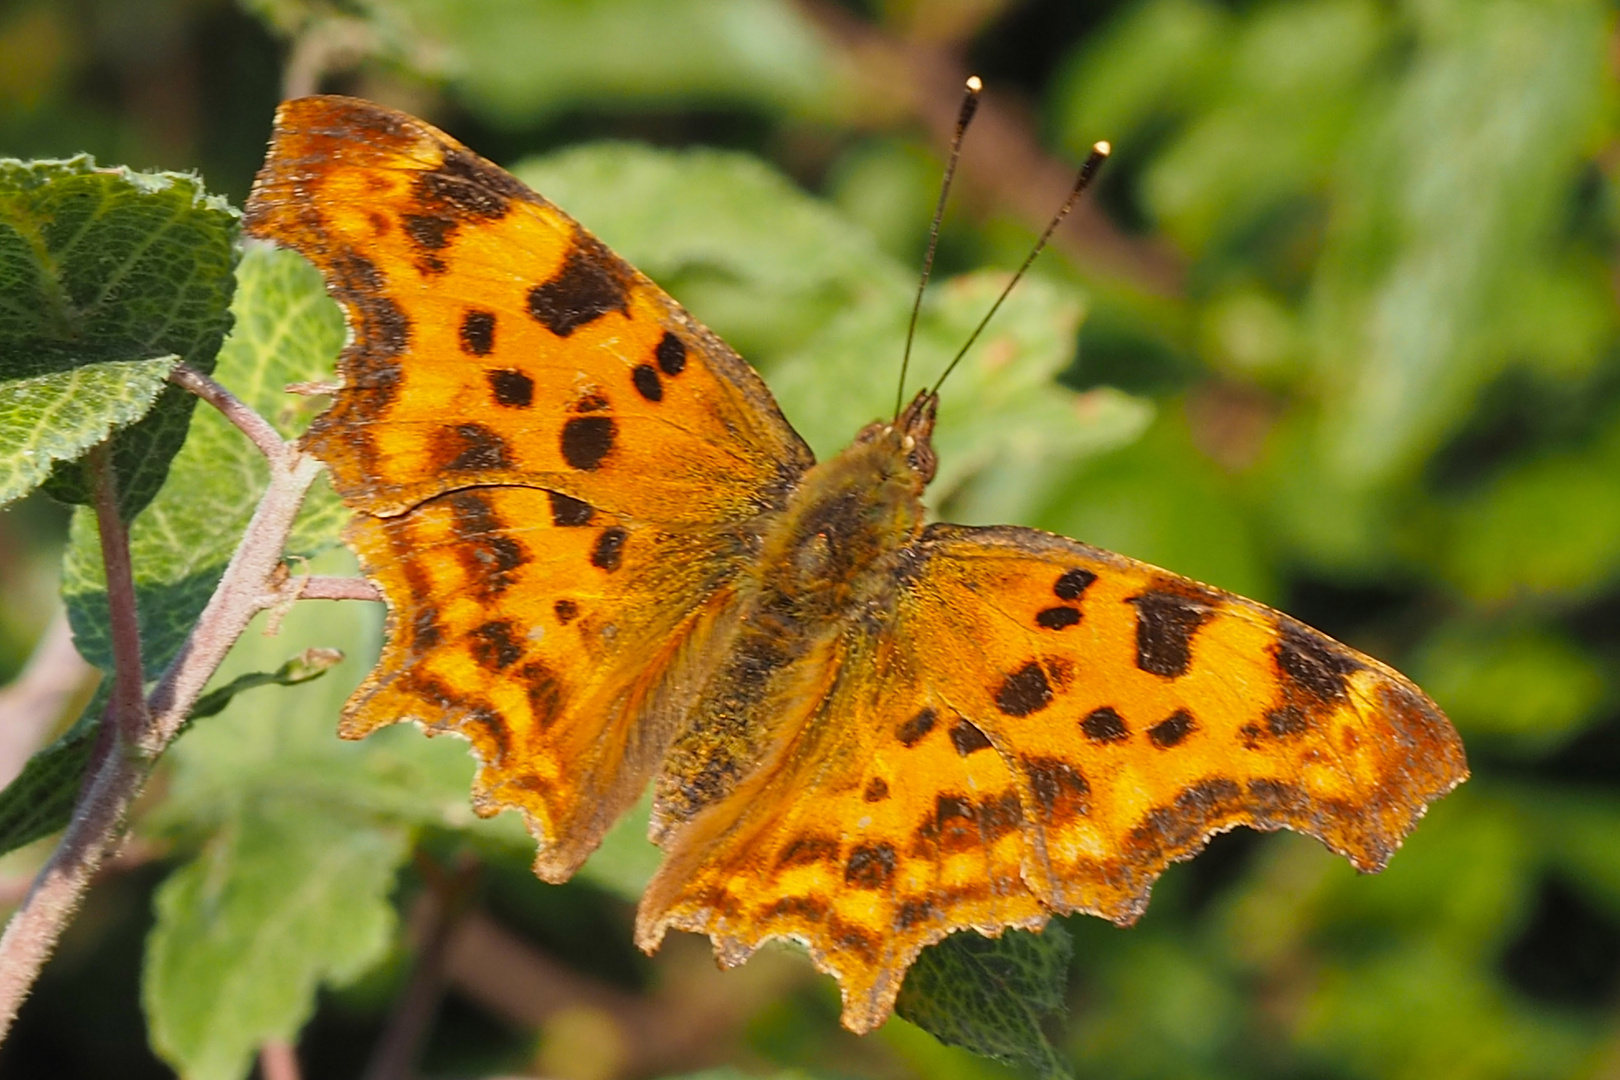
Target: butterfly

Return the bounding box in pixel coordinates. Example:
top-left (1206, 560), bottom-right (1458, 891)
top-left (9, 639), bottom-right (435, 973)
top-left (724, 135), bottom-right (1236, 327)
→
top-left (243, 95), bottom-right (1467, 1033)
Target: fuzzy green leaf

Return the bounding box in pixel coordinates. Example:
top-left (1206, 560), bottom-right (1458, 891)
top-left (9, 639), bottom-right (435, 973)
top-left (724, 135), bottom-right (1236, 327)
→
top-left (0, 156), bottom-right (238, 517)
top-left (143, 801), bottom-right (407, 1080)
top-left (0, 355), bottom-right (179, 506)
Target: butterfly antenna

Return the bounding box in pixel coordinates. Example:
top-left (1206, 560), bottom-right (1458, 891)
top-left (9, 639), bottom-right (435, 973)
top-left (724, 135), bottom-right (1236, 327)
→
top-left (929, 140), bottom-right (1111, 398)
top-left (895, 75), bottom-right (983, 420)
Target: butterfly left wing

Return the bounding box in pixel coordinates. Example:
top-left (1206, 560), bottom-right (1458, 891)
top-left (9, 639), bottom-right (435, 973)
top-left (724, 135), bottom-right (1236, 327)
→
top-left (637, 523), bottom-right (1466, 1032)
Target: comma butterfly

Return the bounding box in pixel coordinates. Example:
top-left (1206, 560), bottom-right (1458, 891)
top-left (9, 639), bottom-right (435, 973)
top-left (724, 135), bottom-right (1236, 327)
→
top-left (244, 95), bottom-right (1467, 1032)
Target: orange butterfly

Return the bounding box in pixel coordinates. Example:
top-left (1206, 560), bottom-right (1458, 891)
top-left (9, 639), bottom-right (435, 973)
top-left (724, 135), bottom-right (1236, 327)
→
top-left (244, 95), bottom-right (1467, 1033)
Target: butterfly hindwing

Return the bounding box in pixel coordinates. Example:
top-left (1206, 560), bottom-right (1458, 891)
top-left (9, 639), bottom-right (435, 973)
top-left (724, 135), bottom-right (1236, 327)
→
top-left (244, 96), bottom-right (815, 875)
top-left (636, 523), bottom-right (1466, 1032)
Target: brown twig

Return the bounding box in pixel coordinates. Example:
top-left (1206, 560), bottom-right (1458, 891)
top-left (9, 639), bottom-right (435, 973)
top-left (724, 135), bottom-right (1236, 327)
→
top-left (295, 576), bottom-right (383, 603)
top-left (87, 445), bottom-right (149, 744)
top-left (168, 364), bottom-right (290, 466)
top-left (0, 447), bottom-right (153, 1034)
top-left (0, 408), bottom-right (326, 1037)
top-left (442, 914), bottom-right (813, 1078)
top-left (0, 611), bottom-right (99, 789)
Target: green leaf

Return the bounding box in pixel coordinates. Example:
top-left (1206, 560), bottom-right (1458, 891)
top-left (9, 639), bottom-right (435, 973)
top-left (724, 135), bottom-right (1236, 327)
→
top-left (0, 354), bottom-right (179, 507)
top-left (186, 647), bottom-right (344, 721)
top-left (1312, 0), bottom-right (1612, 484)
top-left (395, 0), bottom-right (842, 126)
top-left (1439, 424), bottom-right (1620, 602)
top-left (61, 242), bottom-right (345, 676)
top-left (0, 155), bottom-right (239, 517)
top-left (895, 926), bottom-right (1074, 1080)
top-left (143, 800), bottom-right (407, 1080)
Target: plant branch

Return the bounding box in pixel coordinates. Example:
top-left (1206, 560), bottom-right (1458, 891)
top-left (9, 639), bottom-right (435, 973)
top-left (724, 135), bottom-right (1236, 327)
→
top-left (293, 575), bottom-right (383, 603)
top-left (169, 364), bottom-right (290, 465)
top-left (87, 445), bottom-right (149, 743)
top-left (0, 446), bottom-right (156, 1037)
top-left (362, 854), bottom-right (480, 1080)
top-left (259, 1041), bottom-right (303, 1080)
top-left (0, 429), bottom-right (325, 1038)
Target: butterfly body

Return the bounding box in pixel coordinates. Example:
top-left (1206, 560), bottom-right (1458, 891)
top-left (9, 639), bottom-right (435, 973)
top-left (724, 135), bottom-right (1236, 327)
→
top-left (654, 392), bottom-right (936, 836)
top-left (244, 95), bottom-right (1467, 1034)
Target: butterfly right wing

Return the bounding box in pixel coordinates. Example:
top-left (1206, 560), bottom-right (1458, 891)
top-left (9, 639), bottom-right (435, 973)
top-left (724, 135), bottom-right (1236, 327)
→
top-left (245, 96), bottom-right (815, 877)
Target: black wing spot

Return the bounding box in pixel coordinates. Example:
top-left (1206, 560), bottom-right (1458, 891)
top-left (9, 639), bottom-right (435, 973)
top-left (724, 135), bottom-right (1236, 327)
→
top-left (1036, 606), bottom-right (1080, 630)
top-left (527, 236), bottom-right (629, 337)
top-left (411, 605), bottom-right (442, 649)
top-left (590, 526), bottom-right (628, 571)
top-left (560, 416), bottom-right (616, 470)
top-left (1273, 619), bottom-right (1363, 704)
top-left (460, 310), bottom-right (497, 356)
top-left (401, 213), bottom-right (454, 274)
top-left (631, 363), bottom-right (663, 402)
top-left (1129, 587), bottom-right (1217, 678)
top-left (1054, 568), bottom-right (1097, 601)
top-left (863, 777), bottom-right (890, 802)
top-left (546, 491), bottom-right (594, 527)
top-left (1267, 705), bottom-right (1308, 737)
top-left (656, 332), bottom-right (686, 375)
top-left (844, 843), bottom-right (896, 889)
top-left (518, 660), bottom-right (564, 730)
top-left (995, 661), bottom-right (1053, 717)
top-left (949, 718), bottom-right (993, 756)
top-left (1149, 708), bottom-right (1197, 748)
top-left (896, 708), bottom-right (937, 747)
top-left (1024, 757), bottom-right (1090, 820)
top-left (415, 147), bottom-right (531, 220)
top-left (486, 369), bottom-right (534, 408)
top-left (553, 599), bottom-right (579, 624)
top-left (1081, 706), bottom-right (1129, 744)
top-left (468, 620), bottom-right (523, 670)
top-left (436, 423), bottom-right (510, 471)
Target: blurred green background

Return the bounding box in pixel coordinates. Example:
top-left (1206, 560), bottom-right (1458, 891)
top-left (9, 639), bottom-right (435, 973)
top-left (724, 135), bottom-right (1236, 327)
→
top-left (3, 0), bottom-right (1620, 1077)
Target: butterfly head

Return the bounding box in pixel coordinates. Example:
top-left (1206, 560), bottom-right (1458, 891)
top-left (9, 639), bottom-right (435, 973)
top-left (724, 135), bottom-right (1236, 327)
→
top-left (855, 389), bottom-right (938, 488)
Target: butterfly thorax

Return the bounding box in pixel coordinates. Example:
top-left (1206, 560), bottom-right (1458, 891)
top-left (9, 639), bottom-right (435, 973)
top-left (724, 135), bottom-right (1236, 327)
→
top-left (754, 391), bottom-right (938, 620)
top-left (651, 393), bottom-right (939, 838)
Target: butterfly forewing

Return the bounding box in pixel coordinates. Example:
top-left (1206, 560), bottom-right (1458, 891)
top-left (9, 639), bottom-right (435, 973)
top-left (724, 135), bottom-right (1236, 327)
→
top-left (244, 96), bottom-right (813, 875)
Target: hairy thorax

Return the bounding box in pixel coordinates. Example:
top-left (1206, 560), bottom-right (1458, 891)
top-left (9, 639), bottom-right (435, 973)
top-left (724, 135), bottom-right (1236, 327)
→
top-left (652, 399), bottom-right (939, 838)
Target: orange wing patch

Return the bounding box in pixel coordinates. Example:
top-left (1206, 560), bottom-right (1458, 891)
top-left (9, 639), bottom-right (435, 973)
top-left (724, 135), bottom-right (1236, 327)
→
top-left (638, 624), bottom-right (1049, 1033)
top-left (245, 95), bottom-right (811, 524)
top-left (243, 96), bottom-right (814, 877)
top-left (899, 524), bottom-right (1465, 923)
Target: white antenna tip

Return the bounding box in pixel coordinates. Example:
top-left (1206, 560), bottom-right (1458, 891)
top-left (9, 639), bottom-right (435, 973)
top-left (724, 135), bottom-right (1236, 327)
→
top-left (966, 75), bottom-right (983, 93)
top-left (1094, 140), bottom-right (1112, 156)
